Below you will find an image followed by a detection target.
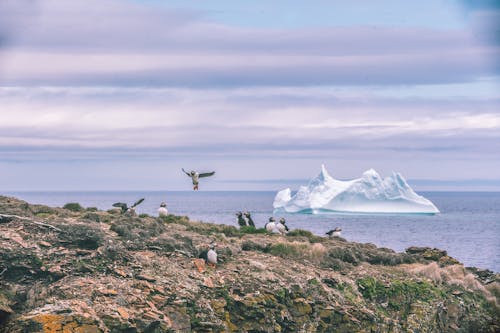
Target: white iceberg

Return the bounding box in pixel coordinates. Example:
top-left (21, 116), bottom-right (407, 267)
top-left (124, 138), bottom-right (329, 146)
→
top-left (273, 165), bottom-right (439, 215)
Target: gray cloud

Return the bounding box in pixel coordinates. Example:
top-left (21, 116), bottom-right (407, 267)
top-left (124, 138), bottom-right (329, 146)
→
top-left (0, 0), bottom-right (498, 87)
top-left (1, 1), bottom-right (499, 190)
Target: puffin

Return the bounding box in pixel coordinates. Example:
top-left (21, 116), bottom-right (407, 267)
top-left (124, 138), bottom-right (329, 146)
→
top-left (265, 217), bottom-right (277, 233)
top-left (199, 243), bottom-right (217, 267)
top-left (236, 211), bottom-right (247, 227)
top-left (276, 217), bottom-right (289, 235)
top-left (112, 198), bottom-right (145, 216)
top-left (182, 168), bottom-right (215, 190)
top-left (158, 202), bottom-right (168, 217)
top-left (326, 227), bottom-right (342, 238)
top-left (243, 211), bottom-right (256, 228)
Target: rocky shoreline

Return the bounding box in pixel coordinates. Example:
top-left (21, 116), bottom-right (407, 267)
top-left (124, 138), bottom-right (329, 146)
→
top-left (0, 195), bottom-right (498, 332)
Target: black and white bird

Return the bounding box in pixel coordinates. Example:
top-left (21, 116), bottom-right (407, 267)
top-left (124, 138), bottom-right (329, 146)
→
top-left (182, 168), bottom-right (215, 190)
top-left (207, 243), bottom-right (217, 266)
top-left (236, 211), bottom-right (247, 227)
top-left (158, 202), bottom-right (168, 217)
top-left (265, 217), bottom-right (277, 233)
top-left (199, 243), bottom-right (218, 267)
top-left (243, 211), bottom-right (256, 228)
top-left (276, 217), bottom-right (289, 235)
top-left (112, 198), bottom-right (145, 216)
top-left (326, 227), bottom-right (342, 238)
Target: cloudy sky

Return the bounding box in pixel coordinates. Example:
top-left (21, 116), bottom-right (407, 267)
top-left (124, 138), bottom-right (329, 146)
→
top-left (1, 0), bottom-right (499, 191)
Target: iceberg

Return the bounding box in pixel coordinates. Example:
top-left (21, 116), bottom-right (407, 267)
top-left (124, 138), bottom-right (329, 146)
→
top-left (273, 165), bottom-right (439, 215)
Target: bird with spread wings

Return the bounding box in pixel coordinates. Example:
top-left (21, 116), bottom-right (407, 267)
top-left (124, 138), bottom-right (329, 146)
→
top-left (112, 198), bottom-right (145, 216)
top-left (182, 168), bottom-right (215, 190)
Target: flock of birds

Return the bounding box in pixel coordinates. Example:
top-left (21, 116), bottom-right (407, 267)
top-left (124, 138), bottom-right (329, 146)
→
top-left (110, 198), bottom-right (343, 267)
top-left (236, 212), bottom-right (290, 235)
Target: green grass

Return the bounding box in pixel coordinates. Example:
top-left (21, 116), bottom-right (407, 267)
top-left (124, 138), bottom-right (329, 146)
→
top-left (63, 202), bottom-right (84, 212)
top-left (239, 226), bottom-right (267, 234)
top-left (357, 277), bottom-right (443, 312)
top-left (286, 229), bottom-right (324, 243)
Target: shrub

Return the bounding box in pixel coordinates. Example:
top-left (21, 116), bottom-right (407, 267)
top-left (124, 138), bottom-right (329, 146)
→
top-left (241, 240), bottom-right (269, 252)
top-left (357, 277), bottom-right (441, 312)
top-left (82, 212), bottom-right (100, 222)
top-left (220, 225), bottom-right (240, 237)
top-left (240, 226), bottom-right (267, 234)
top-left (58, 224), bottom-right (104, 250)
top-left (31, 205), bottom-right (57, 215)
top-left (268, 243), bottom-right (305, 259)
top-left (287, 229), bottom-right (324, 243)
top-left (63, 202), bottom-right (84, 212)
top-left (158, 215), bottom-right (190, 224)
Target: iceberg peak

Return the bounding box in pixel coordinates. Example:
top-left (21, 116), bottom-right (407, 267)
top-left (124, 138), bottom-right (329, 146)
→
top-left (320, 164), bottom-right (330, 178)
top-left (363, 168), bottom-right (380, 178)
top-left (273, 165), bottom-right (439, 215)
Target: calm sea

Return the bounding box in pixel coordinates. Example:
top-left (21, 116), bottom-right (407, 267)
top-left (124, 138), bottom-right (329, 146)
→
top-left (4, 191), bottom-right (499, 272)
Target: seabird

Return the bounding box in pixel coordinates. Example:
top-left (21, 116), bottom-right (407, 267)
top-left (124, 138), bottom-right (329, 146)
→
top-left (182, 168), bottom-right (215, 190)
top-left (236, 211), bottom-right (247, 227)
top-left (158, 202), bottom-right (168, 217)
top-left (276, 217), bottom-right (289, 235)
top-left (207, 243), bottom-right (218, 267)
top-left (112, 198), bottom-right (145, 216)
top-left (265, 217), bottom-right (277, 233)
top-left (199, 243), bottom-right (218, 267)
top-left (243, 211), bottom-right (256, 228)
top-left (326, 227), bottom-right (342, 238)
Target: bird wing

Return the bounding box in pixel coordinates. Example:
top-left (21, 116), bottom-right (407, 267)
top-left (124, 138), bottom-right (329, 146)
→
top-left (182, 168), bottom-right (191, 176)
top-left (198, 249), bottom-right (208, 261)
top-left (132, 198), bottom-right (145, 208)
top-left (112, 202), bottom-right (127, 209)
top-left (199, 171), bottom-right (215, 178)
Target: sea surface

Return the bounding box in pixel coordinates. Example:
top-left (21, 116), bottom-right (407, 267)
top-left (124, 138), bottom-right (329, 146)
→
top-left (4, 191), bottom-right (500, 272)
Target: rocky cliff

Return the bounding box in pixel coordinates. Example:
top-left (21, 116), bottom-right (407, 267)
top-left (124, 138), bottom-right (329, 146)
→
top-left (0, 195), bottom-right (498, 332)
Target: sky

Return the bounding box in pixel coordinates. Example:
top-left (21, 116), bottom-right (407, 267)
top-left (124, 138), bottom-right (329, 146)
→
top-left (0, 0), bottom-right (499, 191)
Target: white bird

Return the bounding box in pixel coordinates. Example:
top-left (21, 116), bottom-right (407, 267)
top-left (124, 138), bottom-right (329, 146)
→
top-left (265, 217), bottom-right (277, 233)
top-left (158, 202), bottom-right (168, 217)
top-left (276, 217), bottom-right (289, 235)
top-left (326, 227), bottom-right (342, 238)
top-left (207, 243), bottom-right (218, 267)
top-left (182, 168), bottom-right (215, 190)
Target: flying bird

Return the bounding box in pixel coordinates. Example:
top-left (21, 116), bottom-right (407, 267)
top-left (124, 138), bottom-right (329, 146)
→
top-left (182, 168), bottom-right (215, 190)
top-left (112, 198), bottom-right (145, 216)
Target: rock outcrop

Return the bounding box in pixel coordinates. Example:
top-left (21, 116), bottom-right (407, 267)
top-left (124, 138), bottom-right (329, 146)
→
top-left (0, 195), bottom-right (498, 332)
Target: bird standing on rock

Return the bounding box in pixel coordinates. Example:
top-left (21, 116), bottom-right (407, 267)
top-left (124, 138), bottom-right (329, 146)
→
top-left (112, 198), bottom-right (145, 216)
top-left (158, 202), bottom-right (168, 217)
top-left (199, 243), bottom-right (218, 267)
top-left (236, 211), bottom-right (247, 227)
top-left (326, 227), bottom-right (342, 238)
top-left (276, 217), bottom-right (289, 235)
top-left (265, 217), bottom-right (277, 233)
top-left (243, 211), bottom-right (256, 228)
top-left (207, 243), bottom-right (218, 267)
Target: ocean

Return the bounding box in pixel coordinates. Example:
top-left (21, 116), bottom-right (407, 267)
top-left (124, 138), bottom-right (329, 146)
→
top-left (4, 191), bottom-right (499, 272)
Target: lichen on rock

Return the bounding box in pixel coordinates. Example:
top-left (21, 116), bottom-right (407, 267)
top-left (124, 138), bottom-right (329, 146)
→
top-left (0, 195), bottom-right (498, 332)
